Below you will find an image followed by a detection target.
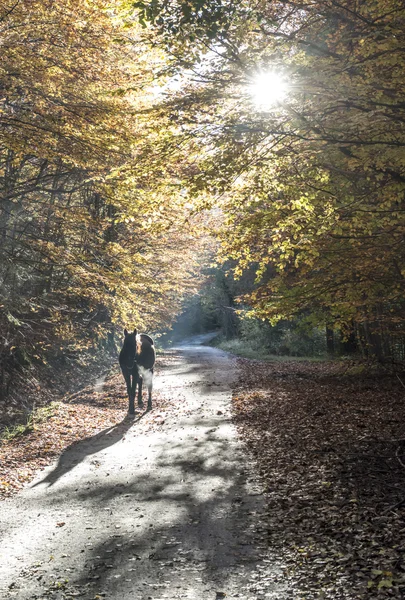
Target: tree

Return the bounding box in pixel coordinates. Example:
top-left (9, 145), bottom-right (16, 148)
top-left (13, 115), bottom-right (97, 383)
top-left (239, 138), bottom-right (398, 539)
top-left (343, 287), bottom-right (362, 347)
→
top-left (131, 0), bottom-right (405, 357)
top-left (0, 1), bottom-right (204, 404)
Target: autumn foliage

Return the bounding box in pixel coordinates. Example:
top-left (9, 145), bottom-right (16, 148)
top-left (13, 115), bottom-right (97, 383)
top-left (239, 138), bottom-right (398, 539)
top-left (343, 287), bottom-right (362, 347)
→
top-left (0, 1), bottom-right (201, 411)
top-left (135, 0), bottom-right (405, 359)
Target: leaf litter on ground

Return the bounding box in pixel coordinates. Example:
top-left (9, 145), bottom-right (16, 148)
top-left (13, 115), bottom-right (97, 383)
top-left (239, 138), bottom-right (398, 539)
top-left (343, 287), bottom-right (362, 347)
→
top-left (232, 358), bottom-right (405, 599)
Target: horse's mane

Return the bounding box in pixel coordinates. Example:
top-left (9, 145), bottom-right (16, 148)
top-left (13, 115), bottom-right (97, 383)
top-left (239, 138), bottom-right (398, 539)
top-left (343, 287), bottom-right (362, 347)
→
top-left (136, 334), bottom-right (142, 355)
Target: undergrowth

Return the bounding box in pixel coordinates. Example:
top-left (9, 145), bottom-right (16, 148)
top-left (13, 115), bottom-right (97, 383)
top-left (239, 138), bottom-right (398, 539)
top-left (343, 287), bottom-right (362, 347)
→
top-left (215, 338), bottom-right (327, 362)
top-left (1, 402), bottom-right (59, 441)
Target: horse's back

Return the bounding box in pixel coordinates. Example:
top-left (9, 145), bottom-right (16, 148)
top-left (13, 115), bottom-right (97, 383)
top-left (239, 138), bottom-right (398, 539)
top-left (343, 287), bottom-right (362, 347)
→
top-left (137, 335), bottom-right (156, 370)
top-left (140, 333), bottom-right (154, 346)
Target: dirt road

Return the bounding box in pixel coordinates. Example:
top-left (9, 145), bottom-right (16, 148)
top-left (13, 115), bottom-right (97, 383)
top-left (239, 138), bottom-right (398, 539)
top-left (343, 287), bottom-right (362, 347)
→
top-left (0, 336), bottom-right (284, 600)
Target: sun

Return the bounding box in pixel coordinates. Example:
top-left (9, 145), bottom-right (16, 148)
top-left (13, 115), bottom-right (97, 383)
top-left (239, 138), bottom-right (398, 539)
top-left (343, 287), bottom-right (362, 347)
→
top-left (249, 71), bottom-right (288, 109)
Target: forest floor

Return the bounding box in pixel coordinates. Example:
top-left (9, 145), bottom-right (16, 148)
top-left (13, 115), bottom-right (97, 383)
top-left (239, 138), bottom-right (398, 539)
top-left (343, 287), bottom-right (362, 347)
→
top-left (233, 358), bottom-right (405, 599)
top-left (1, 341), bottom-right (405, 599)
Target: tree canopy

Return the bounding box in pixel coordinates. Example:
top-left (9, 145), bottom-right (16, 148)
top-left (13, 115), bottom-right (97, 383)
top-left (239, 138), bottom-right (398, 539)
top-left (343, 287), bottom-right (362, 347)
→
top-left (132, 0), bottom-right (405, 351)
top-left (0, 0), bottom-right (203, 403)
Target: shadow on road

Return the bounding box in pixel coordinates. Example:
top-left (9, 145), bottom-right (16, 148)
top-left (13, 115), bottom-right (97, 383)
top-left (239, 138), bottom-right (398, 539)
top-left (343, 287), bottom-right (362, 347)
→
top-left (67, 431), bottom-right (264, 598)
top-left (32, 413), bottom-right (146, 488)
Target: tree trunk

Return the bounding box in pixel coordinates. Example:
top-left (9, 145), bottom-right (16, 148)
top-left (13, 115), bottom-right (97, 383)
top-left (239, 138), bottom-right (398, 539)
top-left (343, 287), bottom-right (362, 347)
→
top-left (326, 327), bottom-right (335, 355)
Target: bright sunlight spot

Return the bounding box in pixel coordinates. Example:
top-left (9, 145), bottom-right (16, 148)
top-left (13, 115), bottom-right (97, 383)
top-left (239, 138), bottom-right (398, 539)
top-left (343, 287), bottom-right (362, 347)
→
top-left (249, 71), bottom-right (289, 109)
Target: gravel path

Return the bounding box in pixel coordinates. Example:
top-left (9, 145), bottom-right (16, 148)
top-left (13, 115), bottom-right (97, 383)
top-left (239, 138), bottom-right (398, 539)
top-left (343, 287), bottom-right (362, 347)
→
top-left (0, 336), bottom-right (284, 600)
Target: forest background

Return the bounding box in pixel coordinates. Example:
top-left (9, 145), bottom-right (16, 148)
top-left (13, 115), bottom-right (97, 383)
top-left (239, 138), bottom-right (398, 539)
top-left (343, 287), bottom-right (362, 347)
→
top-left (1, 0), bottom-right (404, 425)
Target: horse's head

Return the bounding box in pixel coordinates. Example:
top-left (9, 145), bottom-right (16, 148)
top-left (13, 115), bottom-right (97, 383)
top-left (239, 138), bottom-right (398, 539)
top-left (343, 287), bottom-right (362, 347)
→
top-left (124, 327), bottom-right (137, 339)
top-left (123, 328), bottom-right (142, 355)
top-left (122, 328), bottom-right (136, 353)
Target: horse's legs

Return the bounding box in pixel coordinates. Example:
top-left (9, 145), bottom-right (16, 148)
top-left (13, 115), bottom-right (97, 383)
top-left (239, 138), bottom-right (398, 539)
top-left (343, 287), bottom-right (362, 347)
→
top-left (123, 371), bottom-right (135, 416)
top-left (144, 369), bottom-right (153, 410)
top-left (137, 375), bottom-right (144, 409)
top-left (147, 382), bottom-right (152, 410)
top-left (130, 370), bottom-right (140, 413)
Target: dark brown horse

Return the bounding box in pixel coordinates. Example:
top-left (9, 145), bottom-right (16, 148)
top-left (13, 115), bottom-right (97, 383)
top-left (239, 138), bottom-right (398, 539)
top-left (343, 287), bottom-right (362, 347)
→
top-left (119, 328), bottom-right (155, 416)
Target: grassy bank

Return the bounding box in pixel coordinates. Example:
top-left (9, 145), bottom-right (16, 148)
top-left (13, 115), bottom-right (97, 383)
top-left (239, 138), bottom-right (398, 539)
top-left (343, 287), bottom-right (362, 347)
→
top-left (213, 337), bottom-right (328, 362)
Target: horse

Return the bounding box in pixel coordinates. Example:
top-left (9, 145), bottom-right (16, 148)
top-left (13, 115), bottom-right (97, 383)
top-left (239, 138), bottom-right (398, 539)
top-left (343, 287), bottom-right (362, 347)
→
top-left (119, 328), bottom-right (156, 416)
